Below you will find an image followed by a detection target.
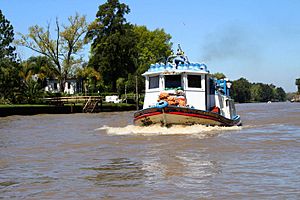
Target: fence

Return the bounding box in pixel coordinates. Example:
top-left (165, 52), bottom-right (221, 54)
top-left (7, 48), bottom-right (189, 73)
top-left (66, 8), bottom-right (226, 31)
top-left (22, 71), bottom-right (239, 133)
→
top-left (43, 96), bottom-right (102, 106)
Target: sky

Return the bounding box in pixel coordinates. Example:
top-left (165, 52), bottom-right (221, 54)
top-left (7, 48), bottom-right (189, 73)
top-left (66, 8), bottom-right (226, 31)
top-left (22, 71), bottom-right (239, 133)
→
top-left (1, 0), bottom-right (300, 92)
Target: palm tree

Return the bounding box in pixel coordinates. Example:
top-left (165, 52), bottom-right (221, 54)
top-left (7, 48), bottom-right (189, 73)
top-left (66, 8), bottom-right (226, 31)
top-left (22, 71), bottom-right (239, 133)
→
top-left (18, 60), bottom-right (41, 103)
top-left (18, 56), bottom-right (57, 103)
top-left (26, 56), bottom-right (58, 84)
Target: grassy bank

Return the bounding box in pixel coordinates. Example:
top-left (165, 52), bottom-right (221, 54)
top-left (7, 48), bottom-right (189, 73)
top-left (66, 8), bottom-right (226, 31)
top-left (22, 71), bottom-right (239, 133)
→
top-left (0, 104), bottom-right (51, 108)
top-left (0, 103), bottom-right (137, 117)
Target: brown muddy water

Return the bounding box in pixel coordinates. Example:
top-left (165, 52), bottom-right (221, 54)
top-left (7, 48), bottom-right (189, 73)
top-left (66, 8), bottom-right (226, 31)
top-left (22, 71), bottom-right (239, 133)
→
top-left (1, 102), bottom-right (300, 199)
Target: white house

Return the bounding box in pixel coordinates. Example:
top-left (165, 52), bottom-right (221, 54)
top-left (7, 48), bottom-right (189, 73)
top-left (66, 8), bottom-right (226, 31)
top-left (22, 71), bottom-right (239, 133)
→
top-left (45, 79), bottom-right (82, 94)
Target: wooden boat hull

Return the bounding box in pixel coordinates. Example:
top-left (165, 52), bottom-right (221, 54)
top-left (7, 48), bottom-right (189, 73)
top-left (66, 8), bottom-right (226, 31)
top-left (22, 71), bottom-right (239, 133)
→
top-left (134, 106), bottom-right (241, 127)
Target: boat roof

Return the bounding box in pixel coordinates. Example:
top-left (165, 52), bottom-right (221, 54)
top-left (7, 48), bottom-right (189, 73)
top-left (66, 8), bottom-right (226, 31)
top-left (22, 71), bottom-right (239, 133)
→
top-left (142, 63), bottom-right (210, 76)
top-left (143, 44), bottom-right (210, 76)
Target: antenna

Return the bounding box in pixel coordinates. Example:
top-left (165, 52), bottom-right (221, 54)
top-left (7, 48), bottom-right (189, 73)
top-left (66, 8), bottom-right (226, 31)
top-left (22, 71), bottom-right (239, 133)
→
top-left (178, 44), bottom-right (183, 52)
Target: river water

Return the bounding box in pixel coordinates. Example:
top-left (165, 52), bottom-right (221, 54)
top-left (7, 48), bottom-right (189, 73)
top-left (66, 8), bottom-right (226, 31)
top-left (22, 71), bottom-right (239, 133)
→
top-left (1, 102), bottom-right (300, 199)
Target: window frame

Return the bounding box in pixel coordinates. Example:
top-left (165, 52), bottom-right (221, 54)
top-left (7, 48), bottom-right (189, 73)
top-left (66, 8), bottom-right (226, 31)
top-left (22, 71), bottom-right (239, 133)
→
top-left (149, 75), bottom-right (160, 89)
top-left (187, 75), bottom-right (202, 89)
top-left (164, 74), bottom-right (182, 89)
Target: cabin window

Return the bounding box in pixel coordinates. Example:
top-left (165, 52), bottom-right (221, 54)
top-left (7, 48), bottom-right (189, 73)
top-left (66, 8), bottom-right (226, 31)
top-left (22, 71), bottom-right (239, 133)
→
top-left (68, 82), bottom-right (71, 89)
top-left (209, 78), bottom-right (215, 94)
top-left (188, 75), bottom-right (202, 88)
top-left (165, 75), bottom-right (181, 89)
top-left (149, 76), bottom-right (159, 89)
top-left (54, 83), bottom-right (58, 90)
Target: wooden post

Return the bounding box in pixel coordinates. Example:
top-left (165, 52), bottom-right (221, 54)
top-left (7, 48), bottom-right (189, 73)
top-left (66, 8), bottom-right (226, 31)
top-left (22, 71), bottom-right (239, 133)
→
top-left (100, 97), bottom-right (103, 112)
top-left (125, 84), bottom-right (127, 104)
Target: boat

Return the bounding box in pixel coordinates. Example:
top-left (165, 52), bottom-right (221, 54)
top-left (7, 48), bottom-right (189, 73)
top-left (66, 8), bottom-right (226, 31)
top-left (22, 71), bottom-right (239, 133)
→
top-left (134, 45), bottom-right (241, 127)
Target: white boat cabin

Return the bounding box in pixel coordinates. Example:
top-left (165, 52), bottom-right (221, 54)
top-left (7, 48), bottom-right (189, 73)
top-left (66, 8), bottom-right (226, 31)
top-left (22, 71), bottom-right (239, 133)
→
top-left (142, 56), bottom-right (237, 120)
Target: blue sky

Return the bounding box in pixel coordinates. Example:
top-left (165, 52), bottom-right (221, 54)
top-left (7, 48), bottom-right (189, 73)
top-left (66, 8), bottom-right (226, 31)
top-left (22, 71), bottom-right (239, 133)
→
top-left (1, 0), bottom-right (300, 92)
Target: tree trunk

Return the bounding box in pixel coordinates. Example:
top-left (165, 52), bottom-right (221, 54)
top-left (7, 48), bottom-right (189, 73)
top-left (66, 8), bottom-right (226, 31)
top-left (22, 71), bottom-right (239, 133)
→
top-left (59, 79), bottom-right (64, 93)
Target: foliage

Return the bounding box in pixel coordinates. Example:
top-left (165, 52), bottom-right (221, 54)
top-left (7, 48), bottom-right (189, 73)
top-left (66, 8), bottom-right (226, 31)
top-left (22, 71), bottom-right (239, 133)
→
top-left (17, 13), bottom-right (88, 91)
top-left (17, 57), bottom-right (53, 103)
top-left (250, 83), bottom-right (262, 102)
top-left (0, 59), bottom-right (20, 103)
top-left (2, 6), bottom-right (290, 105)
top-left (86, 0), bottom-right (137, 91)
top-left (133, 25), bottom-right (172, 75)
top-left (274, 87), bottom-right (286, 101)
top-left (0, 97), bottom-right (11, 104)
top-left (0, 10), bottom-right (20, 103)
top-left (250, 83), bottom-right (286, 102)
top-left (19, 78), bottom-right (44, 104)
top-left (26, 56), bottom-right (57, 81)
top-left (85, 1), bottom-right (172, 93)
top-left (296, 78), bottom-right (300, 93)
top-left (125, 73), bottom-right (137, 93)
top-left (3, 56), bottom-right (55, 103)
top-left (131, 26), bottom-right (172, 94)
top-left (76, 64), bottom-right (101, 94)
top-left (0, 10), bottom-right (16, 60)
top-left (116, 77), bottom-right (126, 95)
top-left (261, 84), bottom-right (275, 102)
top-left (212, 72), bottom-right (226, 80)
top-left (232, 78), bottom-right (286, 103)
top-left (231, 78), bottom-right (251, 103)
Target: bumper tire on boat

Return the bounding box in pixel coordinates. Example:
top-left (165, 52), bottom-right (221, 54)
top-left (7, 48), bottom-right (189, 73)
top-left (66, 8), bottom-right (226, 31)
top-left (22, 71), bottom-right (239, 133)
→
top-left (156, 100), bottom-right (168, 108)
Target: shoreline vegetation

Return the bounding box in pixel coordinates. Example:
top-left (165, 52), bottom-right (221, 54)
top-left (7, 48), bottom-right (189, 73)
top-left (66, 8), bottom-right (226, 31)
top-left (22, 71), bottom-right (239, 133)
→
top-left (0, 102), bottom-right (138, 117)
top-left (2, 100), bottom-right (299, 118)
top-left (1, 1), bottom-right (299, 111)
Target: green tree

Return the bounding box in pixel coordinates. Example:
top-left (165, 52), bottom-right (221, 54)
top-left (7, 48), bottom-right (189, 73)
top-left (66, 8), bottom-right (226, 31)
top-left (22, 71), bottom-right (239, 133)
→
top-left (212, 72), bottom-right (226, 80)
top-left (274, 87), bottom-right (286, 101)
top-left (16, 56), bottom-right (57, 102)
top-left (231, 77), bottom-right (251, 103)
top-left (250, 83), bottom-right (274, 102)
top-left (25, 56), bottom-right (57, 87)
top-left (18, 60), bottom-right (44, 103)
top-left (76, 64), bottom-right (101, 95)
top-left (17, 13), bottom-right (88, 92)
top-left (0, 10), bottom-right (16, 60)
top-left (133, 25), bottom-right (172, 74)
top-left (116, 77), bottom-right (126, 95)
top-left (0, 9), bottom-right (20, 103)
top-left (296, 78), bottom-right (300, 93)
top-left (0, 60), bottom-right (20, 103)
top-left (250, 82), bottom-right (286, 102)
top-left (86, 0), bottom-right (137, 92)
top-left (131, 26), bottom-right (172, 94)
top-left (250, 83), bottom-right (262, 102)
top-left (260, 83), bottom-right (273, 102)
top-left (125, 73), bottom-right (137, 93)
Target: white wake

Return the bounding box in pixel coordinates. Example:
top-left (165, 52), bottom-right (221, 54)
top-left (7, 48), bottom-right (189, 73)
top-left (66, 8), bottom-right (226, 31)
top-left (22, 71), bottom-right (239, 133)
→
top-left (96, 124), bottom-right (241, 138)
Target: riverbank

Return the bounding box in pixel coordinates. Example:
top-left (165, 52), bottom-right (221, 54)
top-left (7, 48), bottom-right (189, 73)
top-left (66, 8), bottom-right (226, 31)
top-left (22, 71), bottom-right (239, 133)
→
top-left (0, 103), bottom-right (137, 117)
